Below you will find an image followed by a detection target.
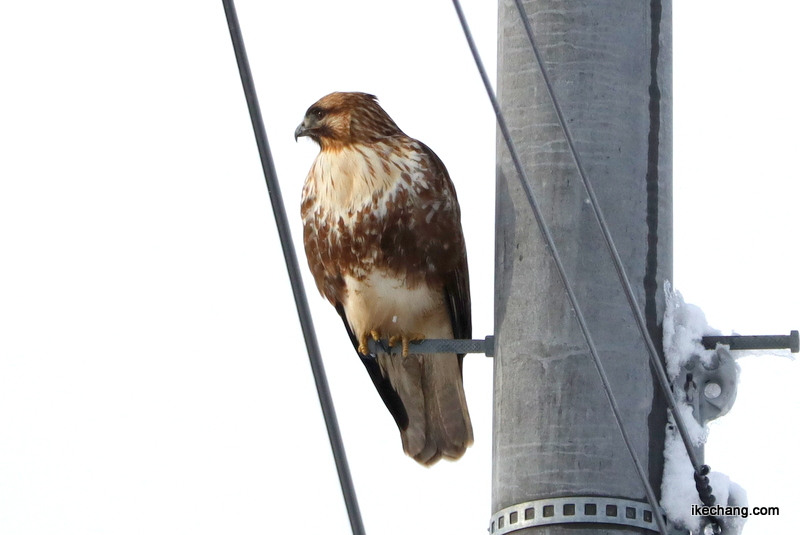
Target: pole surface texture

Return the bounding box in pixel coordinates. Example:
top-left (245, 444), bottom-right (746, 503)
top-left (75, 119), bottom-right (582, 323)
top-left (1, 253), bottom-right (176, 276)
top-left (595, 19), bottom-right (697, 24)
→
top-left (493, 1), bottom-right (672, 533)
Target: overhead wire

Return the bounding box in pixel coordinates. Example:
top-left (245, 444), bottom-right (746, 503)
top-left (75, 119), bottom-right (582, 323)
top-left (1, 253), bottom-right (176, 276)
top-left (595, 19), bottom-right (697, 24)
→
top-left (220, 1), bottom-right (366, 534)
top-left (450, 2), bottom-right (669, 534)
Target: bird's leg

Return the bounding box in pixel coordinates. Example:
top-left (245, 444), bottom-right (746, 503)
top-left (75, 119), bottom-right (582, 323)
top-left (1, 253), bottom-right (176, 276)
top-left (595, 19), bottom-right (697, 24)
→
top-left (401, 333), bottom-right (426, 358)
top-left (370, 329), bottom-right (381, 342)
top-left (387, 334), bottom-right (400, 347)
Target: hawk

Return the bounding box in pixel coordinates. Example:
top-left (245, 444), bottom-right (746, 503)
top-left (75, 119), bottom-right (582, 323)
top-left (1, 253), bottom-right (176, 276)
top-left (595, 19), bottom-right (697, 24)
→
top-left (295, 92), bottom-right (473, 466)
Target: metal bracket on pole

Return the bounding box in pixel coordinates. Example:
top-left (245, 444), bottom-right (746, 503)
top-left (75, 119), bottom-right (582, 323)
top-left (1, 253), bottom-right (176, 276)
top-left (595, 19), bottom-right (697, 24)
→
top-left (669, 346), bottom-right (743, 535)
top-left (678, 347), bottom-right (738, 427)
top-left (489, 496), bottom-right (663, 534)
top-left (366, 331), bottom-right (797, 359)
top-left (701, 330), bottom-right (798, 353)
top-left (367, 336), bottom-right (494, 357)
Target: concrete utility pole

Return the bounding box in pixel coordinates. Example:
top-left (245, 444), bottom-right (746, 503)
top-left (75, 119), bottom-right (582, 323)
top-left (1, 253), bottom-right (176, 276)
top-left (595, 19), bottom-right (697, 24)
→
top-left (492, 1), bottom-right (672, 534)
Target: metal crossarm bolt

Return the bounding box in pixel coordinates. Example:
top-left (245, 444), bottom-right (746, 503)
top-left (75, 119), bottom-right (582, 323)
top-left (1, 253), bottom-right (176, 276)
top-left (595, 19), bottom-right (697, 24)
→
top-left (701, 331), bottom-right (799, 353)
top-left (366, 331), bottom-right (800, 359)
top-left (367, 336), bottom-right (495, 357)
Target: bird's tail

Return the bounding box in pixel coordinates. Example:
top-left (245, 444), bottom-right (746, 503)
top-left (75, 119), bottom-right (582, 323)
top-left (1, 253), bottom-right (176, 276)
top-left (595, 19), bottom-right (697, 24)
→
top-left (380, 353), bottom-right (473, 466)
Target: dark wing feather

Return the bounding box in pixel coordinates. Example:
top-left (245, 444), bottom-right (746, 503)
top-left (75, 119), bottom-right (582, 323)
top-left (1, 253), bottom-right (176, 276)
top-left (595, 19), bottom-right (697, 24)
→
top-left (418, 142), bottom-right (472, 370)
top-left (444, 252), bottom-right (471, 373)
top-left (334, 302), bottom-right (409, 431)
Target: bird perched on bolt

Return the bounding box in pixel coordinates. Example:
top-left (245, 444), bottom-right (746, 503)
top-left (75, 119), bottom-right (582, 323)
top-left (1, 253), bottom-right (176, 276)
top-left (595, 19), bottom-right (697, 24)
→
top-left (296, 91), bottom-right (473, 466)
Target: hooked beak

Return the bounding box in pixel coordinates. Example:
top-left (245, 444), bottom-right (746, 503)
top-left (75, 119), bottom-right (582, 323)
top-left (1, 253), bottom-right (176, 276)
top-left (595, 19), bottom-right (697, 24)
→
top-left (294, 122), bottom-right (309, 142)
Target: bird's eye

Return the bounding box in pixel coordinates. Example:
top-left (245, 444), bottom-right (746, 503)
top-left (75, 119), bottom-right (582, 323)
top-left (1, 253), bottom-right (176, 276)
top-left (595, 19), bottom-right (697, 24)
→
top-left (309, 107), bottom-right (326, 120)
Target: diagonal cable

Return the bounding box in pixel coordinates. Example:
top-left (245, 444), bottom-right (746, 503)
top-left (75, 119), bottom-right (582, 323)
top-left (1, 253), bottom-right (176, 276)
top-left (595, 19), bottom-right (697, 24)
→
top-left (450, 2), bottom-right (668, 534)
top-left (221, 2), bottom-right (365, 534)
top-left (511, 0), bottom-right (706, 477)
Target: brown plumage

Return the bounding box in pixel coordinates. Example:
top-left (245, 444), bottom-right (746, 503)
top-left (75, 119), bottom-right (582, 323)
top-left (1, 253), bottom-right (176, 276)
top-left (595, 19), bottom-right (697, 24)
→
top-left (296, 92), bottom-right (473, 465)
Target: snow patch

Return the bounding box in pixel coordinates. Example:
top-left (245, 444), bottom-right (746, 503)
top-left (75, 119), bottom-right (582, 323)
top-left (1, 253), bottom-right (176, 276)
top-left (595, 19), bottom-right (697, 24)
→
top-left (661, 411), bottom-right (702, 532)
top-left (677, 403), bottom-right (708, 446)
top-left (660, 282), bottom-right (746, 534)
top-left (663, 281), bottom-right (721, 379)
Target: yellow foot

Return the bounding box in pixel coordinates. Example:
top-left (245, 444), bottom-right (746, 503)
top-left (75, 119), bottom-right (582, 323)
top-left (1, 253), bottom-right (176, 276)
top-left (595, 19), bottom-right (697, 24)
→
top-left (370, 330), bottom-right (381, 342)
top-left (401, 333), bottom-right (426, 357)
top-left (388, 335), bottom-right (400, 348)
top-left (358, 332), bottom-right (370, 356)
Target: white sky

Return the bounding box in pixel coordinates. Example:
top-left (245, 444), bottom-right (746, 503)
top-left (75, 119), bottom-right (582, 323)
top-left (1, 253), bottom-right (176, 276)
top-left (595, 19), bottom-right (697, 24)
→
top-left (0, 1), bottom-right (797, 534)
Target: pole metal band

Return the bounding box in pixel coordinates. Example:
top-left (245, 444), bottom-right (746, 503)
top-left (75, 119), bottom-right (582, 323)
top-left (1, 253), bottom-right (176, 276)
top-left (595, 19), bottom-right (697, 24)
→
top-left (490, 496), bottom-right (662, 534)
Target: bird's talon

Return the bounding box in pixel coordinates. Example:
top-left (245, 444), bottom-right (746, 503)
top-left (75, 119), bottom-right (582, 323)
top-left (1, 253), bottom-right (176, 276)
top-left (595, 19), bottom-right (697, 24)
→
top-left (400, 334), bottom-right (426, 357)
top-left (358, 333), bottom-right (370, 355)
top-left (370, 330), bottom-right (381, 342)
top-left (388, 335), bottom-right (400, 347)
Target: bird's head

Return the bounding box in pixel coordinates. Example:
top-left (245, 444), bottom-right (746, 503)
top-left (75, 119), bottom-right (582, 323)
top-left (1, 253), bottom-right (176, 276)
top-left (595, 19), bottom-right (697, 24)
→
top-left (294, 92), bottom-right (402, 150)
